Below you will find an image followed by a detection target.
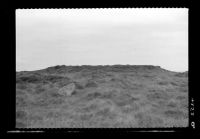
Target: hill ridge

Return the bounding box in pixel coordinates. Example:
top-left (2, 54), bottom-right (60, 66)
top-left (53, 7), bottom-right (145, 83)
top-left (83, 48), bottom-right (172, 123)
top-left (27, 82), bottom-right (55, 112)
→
top-left (17, 64), bottom-right (173, 73)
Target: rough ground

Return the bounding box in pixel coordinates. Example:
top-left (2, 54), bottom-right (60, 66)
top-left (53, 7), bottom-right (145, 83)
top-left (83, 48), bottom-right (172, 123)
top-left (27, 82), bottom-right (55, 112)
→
top-left (16, 65), bottom-right (188, 128)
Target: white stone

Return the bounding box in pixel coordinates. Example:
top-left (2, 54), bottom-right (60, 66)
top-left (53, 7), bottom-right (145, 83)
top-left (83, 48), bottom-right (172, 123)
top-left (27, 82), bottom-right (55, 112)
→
top-left (58, 83), bottom-right (76, 96)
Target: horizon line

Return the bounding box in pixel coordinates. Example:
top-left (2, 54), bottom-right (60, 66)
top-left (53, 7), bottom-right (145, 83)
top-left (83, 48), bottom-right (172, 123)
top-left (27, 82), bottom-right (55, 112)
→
top-left (16, 64), bottom-right (188, 73)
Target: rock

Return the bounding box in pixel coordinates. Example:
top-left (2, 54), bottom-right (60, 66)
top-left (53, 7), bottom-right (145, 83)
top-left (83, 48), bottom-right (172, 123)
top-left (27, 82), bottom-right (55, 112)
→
top-left (58, 83), bottom-right (76, 96)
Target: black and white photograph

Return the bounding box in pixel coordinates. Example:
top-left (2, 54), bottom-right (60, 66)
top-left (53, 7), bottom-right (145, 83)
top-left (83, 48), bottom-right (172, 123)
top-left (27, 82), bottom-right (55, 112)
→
top-left (16, 8), bottom-right (188, 128)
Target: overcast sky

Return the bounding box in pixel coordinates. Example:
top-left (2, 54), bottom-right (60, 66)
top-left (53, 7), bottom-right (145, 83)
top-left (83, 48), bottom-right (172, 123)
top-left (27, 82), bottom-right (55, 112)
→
top-left (16, 8), bottom-right (188, 72)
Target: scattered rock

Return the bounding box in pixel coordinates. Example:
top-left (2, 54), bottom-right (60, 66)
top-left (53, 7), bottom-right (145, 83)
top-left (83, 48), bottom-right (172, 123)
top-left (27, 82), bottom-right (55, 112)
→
top-left (58, 83), bottom-right (76, 97)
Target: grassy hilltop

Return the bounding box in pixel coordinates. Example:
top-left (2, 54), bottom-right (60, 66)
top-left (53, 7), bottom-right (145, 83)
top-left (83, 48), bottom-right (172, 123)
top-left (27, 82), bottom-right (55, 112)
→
top-left (16, 65), bottom-right (188, 128)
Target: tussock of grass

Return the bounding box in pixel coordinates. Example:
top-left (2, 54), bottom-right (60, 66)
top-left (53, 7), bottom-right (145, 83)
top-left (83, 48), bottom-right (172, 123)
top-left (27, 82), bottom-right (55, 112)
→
top-left (179, 87), bottom-right (188, 93)
top-left (34, 84), bottom-right (46, 94)
top-left (16, 121), bottom-right (27, 128)
top-left (170, 81), bottom-right (179, 86)
top-left (163, 110), bottom-right (186, 119)
top-left (34, 96), bottom-right (65, 107)
top-left (16, 89), bottom-right (26, 95)
top-left (148, 88), bottom-right (165, 93)
top-left (16, 96), bottom-right (27, 107)
top-left (158, 81), bottom-right (169, 85)
top-left (77, 103), bottom-right (99, 113)
top-left (163, 118), bottom-right (188, 127)
top-left (121, 103), bottom-right (140, 113)
top-left (134, 112), bottom-right (164, 127)
top-left (85, 92), bottom-right (102, 100)
top-left (146, 92), bottom-right (171, 101)
top-left (45, 111), bottom-right (61, 119)
top-left (43, 75), bottom-right (67, 83)
top-left (166, 101), bottom-right (178, 108)
top-left (16, 74), bottom-right (42, 83)
top-left (79, 113), bottom-right (94, 121)
top-left (29, 115), bottom-right (43, 121)
top-left (16, 83), bottom-right (28, 90)
top-left (74, 82), bottom-right (85, 89)
top-left (175, 72), bottom-right (188, 77)
top-left (112, 95), bottom-right (138, 107)
top-left (56, 79), bottom-right (72, 87)
top-left (85, 81), bottom-right (98, 88)
top-left (16, 110), bottom-right (27, 120)
top-left (150, 100), bottom-right (167, 108)
top-left (95, 107), bottom-right (117, 120)
top-left (100, 90), bottom-right (118, 99)
top-left (176, 95), bottom-right (186, 100)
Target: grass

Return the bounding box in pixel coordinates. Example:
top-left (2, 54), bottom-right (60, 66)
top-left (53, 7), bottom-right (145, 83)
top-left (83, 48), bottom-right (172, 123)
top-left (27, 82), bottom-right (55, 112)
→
top-left (174, 72), bottom-right (188, 78)
top-left (16, 65), bottom-right (188, 128)
top-left (163, 110), bottom-right (187, 120)
top-left (16, 121), bottom-right (27, 128)
top-left (77, 103), bottom-right (99, 113)
top-left (134, 113), bottom-right (164, 127)
top-left (79, 113), bottom-right (94, 121)
top-left (74, 82), bottom-right (85, 89)
top-left (112, 96), bottom-right (134, 107)
top-left (146, 91), bottom-right (171, 101)
top-left (16, 96), bottom-right (27, 107)
top-left (120, 103), bottom-right (140, 113)
top-left (85, 91), bottom-right (102, 100)
top-left (16, 110), bottom-right (27, 120)
top-left (94, 107), bottom-right (117, 121)
top-left (166, 100), bottom-right (178, 108)
top-left (16, 89), bottom-right (26, 95)
top-left (34, 84), bottom-right (46, 94)
top-left (16, 109), bottom-right (28, 128)
top-left (85, 80), bottom-right (98, 88)
top-left (16, 83), bottom-right (28, 90)
top-left (158, 81), bottom-right (169, 85)
top-left (176, 95), bottom-right (186, 100)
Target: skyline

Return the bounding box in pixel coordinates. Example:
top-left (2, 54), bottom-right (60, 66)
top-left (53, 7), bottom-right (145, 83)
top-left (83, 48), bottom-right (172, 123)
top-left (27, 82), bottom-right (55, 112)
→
top-left (16, 9), bottom-right (188, 72)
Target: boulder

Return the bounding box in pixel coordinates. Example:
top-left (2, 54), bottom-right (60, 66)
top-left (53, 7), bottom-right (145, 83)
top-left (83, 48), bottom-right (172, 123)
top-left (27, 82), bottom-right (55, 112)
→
top-left (58, 83), bottom-right (76, 96)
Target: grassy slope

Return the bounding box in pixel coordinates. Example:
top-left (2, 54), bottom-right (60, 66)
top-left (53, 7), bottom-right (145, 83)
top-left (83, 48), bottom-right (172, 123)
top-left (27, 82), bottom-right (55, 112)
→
top-left (16, 65), bottom-right (188, 128)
